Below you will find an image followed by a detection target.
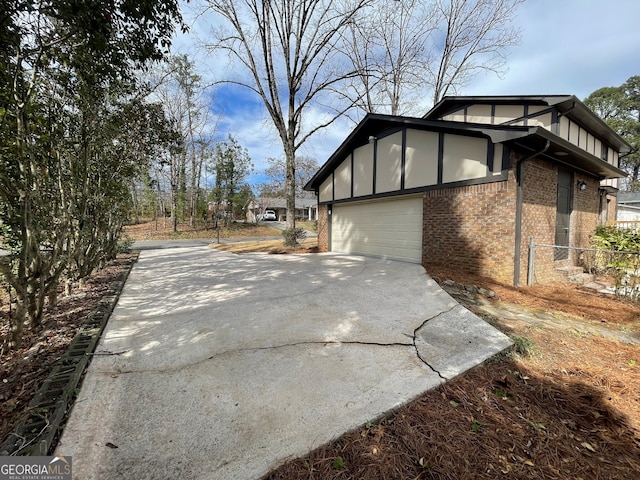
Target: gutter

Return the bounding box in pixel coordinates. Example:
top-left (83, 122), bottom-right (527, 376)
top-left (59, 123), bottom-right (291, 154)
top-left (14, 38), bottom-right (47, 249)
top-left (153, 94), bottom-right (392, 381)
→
top-left (513, 140), bottom-right (550, 286)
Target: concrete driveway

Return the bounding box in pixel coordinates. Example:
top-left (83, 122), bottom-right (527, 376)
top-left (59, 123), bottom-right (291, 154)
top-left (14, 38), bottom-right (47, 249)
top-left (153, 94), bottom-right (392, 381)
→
top-left (57, 247), bottom-right (511, 479)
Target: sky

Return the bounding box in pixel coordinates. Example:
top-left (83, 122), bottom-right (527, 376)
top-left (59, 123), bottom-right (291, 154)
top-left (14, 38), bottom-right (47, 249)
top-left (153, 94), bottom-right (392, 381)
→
top-left (171, 0), bottom-right (640, 187)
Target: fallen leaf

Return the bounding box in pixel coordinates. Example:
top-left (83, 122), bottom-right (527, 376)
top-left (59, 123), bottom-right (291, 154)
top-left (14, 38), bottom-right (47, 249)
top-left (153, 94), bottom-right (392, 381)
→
top-left (523, 460), bottom-right (535, 466)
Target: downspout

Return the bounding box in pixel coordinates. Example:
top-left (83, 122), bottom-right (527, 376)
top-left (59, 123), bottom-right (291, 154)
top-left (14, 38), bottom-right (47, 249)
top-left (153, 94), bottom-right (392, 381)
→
top-left (513, 140), bottom-right (550, 286)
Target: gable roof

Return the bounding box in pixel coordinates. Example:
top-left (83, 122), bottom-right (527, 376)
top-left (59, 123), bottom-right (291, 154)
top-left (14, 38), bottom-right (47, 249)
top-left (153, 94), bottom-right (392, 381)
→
top-left (304, 112), bottom-right (627, 191)
top-left (425, 95), bottom-right (631, 154)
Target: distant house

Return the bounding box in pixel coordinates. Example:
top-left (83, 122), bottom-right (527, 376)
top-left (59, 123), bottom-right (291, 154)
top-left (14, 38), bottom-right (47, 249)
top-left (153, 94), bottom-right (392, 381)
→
top-left (246, 197), bottom-right (318, 222)
top-left (617, 192), bottom-right (640, 224)
top-left (305, 95), bottom-right (629, 286)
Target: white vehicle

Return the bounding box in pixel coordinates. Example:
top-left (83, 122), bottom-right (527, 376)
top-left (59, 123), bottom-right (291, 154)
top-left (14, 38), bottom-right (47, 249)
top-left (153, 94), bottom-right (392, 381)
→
top-left (262, 210), bottom-right (277, 221)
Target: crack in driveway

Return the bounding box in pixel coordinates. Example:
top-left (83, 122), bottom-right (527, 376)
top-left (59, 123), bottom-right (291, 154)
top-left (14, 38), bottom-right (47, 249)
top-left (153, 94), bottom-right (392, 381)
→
top-left (103, 308), bottom-right (457, 378)
top-left (411, 306), bottom-right (458, 380)
top-left (102, 339), bottom-right (416, 375)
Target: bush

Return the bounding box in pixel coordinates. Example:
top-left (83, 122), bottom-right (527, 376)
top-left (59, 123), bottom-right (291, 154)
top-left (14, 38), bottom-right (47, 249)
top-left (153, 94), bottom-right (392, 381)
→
top-left (588, 225), bottom-right (640, 300)
top-left (282, 227), bottom-right (306, 248)
top-left (591, 225), bottom-right (640, 253)
top-left (117, 234), bottom-right (134, 253)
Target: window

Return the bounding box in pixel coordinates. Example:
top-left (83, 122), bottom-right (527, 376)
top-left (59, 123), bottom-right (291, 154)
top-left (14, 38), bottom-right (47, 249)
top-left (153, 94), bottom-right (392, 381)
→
top-left (601, 142), bottom-right (609, 162)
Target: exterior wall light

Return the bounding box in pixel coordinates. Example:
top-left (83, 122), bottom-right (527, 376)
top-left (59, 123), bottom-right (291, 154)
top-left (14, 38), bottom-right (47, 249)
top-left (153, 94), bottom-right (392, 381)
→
top-left (368, 135), bottom-right (376, 143)
top-left (577, 180), bottom-right (587, 191)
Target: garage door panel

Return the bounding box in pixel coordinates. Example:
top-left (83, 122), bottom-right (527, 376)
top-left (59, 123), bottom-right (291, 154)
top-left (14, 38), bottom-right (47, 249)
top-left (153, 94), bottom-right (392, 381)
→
top-left (332, 196), bottom-right (423, 263)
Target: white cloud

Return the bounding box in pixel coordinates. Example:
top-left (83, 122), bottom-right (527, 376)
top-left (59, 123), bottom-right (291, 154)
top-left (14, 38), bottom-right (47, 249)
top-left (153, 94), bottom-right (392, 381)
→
top-left (171, 0), bottom-right (640, 178)
top-left (465, 0), bottom-right (640, 99)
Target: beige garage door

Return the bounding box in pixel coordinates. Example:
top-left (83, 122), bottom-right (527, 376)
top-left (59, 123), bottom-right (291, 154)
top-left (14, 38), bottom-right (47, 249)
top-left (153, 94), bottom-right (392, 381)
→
top-left (332, 195), bottom-right (423, 263)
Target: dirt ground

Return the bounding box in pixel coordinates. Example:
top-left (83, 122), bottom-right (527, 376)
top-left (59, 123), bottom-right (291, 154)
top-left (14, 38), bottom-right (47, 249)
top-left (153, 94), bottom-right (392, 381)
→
top-left (124, 218), bottom-right (283, 241)
top-left (1, 245), bottom-right (638, 478)
top-left (0, 254), bottom-right (135, 446)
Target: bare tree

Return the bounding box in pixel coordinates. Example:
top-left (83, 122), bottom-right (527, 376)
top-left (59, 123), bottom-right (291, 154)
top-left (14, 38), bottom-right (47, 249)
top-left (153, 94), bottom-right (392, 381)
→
top-left (259, 156), bottom-right (319, 198)
top-left (338, 0), bottom-right (437, 116)
top-left (148, 55), bottom-right (216, 231)
top-left (340, 0), bottom-right (522, 115)
top-left (429, 0), bottom-right (523, 104)
top-left (203, 0), bottom-right (372, 229)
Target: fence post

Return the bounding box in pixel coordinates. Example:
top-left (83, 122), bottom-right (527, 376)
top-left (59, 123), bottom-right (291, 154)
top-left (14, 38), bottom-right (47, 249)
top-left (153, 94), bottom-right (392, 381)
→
top-left (527, 236), bottom-right (535, 286)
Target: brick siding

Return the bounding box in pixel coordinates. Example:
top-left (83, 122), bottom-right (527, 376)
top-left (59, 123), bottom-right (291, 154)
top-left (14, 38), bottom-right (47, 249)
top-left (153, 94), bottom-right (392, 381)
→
top-left (317, 204), bottom-right (329, 252)
top-left (422, 177), bottom-right (516, 284)
top-left (519, 157), bottom-right (558, 284)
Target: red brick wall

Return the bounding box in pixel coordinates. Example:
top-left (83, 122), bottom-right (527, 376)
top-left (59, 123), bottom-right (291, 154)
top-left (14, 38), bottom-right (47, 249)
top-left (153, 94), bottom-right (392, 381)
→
top-left (422, 178), bottom-right (516, 284)
top-left (317, 204), bottom-right (329, 252)
top-left (517, 158), bottom-right (600, 284)
top-left (607, 194), bottom-right (618, 223)
top-left (519, 157), bottom-right (558, 284)
top-left (572, 174), bottom-right (600, 254)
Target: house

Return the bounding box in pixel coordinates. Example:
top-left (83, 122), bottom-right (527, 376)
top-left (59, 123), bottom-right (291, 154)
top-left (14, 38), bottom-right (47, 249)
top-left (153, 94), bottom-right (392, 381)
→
top-left (617, 192), bottom-right (640, 228)
top-left (246, 197), bottom-right (318, 222)
top-left (305, 95), bottom-right (629, 286)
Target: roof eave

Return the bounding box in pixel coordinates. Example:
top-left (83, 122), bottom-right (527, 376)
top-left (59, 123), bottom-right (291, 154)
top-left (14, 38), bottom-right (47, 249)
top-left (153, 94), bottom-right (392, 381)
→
top-left (424, 95), bottom-right (631, 154)
top-left (518, 128), bottom-right (628, 179)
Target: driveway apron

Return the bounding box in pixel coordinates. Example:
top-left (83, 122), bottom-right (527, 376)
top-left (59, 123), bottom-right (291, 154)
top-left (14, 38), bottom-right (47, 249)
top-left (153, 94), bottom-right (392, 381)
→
top-left (56, 247), bottom-right (511, 479)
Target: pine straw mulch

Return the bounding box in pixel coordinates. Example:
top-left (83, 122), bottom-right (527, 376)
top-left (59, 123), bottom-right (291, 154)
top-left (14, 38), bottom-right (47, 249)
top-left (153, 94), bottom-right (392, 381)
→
top-left (0, 253), bottom-right (135, 446)
top-left (424, 264), bottom-right (639, 331)
top-left (266, 265), bottom-right (640, 480)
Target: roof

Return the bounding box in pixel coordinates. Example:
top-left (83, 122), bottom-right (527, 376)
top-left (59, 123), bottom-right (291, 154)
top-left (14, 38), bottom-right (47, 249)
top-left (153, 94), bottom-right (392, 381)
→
top-left (425, 95), bottom-right (631, 154)
top-left (304, 113), bottom-right (627, 191)
top-left (618, 192), bottom-right (640, 204)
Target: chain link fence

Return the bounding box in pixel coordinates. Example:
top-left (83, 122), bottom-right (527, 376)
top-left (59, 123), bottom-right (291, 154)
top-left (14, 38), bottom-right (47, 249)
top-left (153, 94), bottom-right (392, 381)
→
top-left (528, 239), bottom-right (640, 301)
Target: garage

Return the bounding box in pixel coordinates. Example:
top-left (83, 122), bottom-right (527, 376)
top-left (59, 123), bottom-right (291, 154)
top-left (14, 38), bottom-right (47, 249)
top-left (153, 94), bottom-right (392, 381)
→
top-left (331, 195), bottom-right (423, 263)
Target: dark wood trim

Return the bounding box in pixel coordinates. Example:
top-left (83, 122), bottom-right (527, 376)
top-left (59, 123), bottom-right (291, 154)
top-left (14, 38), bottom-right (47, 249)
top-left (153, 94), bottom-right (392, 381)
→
top-left (502, 145), bottom-right (511, 170)
top-left (437, 132), bottom-right (444, 184)
top-left (372, 138), bottom-right (377, 195)
top-left (331, 172), bottom-right (335, 201)
top-left (490, 104), bottom-right (496, 125)
top-left (500, 106), bottom-right (556, 126)
top-left (523, 105), bottom-right (529, 126)
top-left (400, 129), bottom-right (407, 190)
top-left (377, 126), bottom-right (404, 140)
top-left (437, 104), bottom-right (473, 120)
top-left (328, 203), bottom-right (332, 249)
top-left (317, 173), bottom-right (509, 206)
top-left (487, 140), bottom-right (495, 172)
top-left (551, 109), bottom-right (559, 135)
top-left (350, 151), bottom-right (354, 198)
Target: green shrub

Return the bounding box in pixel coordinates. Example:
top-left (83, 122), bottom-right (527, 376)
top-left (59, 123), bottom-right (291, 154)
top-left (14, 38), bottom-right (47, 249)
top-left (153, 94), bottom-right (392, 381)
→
top-left (282, 227), bottom-right (306, 248)
top-left (591, 225), bottom-right (640, 253)
top-left (589, 225), bottom-right (640, 300)
top-left (117, 234), bottom-right (134, 253)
